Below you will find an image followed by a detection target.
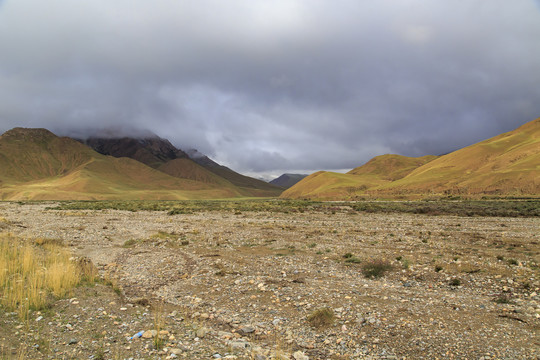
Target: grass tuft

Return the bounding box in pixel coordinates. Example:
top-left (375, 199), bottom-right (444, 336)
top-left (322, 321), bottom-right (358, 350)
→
top-left (307, 307), bottom-right (335, 328)
top-left (0, 233), bottom-right (84, 320)
top-left (362, 259), bottom-right (393, 278)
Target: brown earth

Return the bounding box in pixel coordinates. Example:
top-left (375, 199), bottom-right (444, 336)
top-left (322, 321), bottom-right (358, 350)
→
top-left (0, 202), bottom-right (538, 359)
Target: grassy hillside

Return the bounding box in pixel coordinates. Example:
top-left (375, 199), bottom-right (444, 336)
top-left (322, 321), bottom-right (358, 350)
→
top-left (0, 128), bottom-right (241, 200)
top-left (0, 128), bottom-right (92, 183)
top-left (348, 154), bottom-right (438, 180)
top-left (281, 154), bottom-right (436, 200)
top-left (82, 136), bottom-right (283, 197)
top-left (279, 171), bottom-right (380, 200)
top-left (372, 118), bottom-right (540, 197)
top-left (282, 118), bottom-right (540, 200)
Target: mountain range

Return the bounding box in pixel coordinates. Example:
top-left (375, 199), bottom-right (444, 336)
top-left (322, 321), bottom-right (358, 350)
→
top-left (281, 117), bottom-right (540, 199)
top-left (1, 117), bottom-right (538, 200)
top-left (0, 128), bottom-right (282, 200)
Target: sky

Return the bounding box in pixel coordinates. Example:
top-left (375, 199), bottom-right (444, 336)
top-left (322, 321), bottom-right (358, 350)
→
top-left (1, 0), bottom-right (540, 179)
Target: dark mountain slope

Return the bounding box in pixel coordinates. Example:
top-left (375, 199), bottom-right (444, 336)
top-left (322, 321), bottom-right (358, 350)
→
top-left (81, 135), bottom-right (283, 196)
top-left (269, 174), bottom-right (307, 188)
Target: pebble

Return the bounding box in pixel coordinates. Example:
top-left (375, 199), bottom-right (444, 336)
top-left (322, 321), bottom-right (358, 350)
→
top-left (142, 330), bottom-right (157, 338)
top-left (196, 327), bottom-right (210, 338)
top-left (239, 325), bottom-right (255, 334)
top-left (293, 351), bottom-right (309, 360)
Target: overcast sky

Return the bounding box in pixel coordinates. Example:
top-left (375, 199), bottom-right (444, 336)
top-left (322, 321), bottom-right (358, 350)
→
top-left (1, 0), bottom-right (540, 178)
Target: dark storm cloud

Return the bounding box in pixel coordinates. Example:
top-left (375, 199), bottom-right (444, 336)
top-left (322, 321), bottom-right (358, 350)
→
top-left (1, 0), bottom-right (539, 175)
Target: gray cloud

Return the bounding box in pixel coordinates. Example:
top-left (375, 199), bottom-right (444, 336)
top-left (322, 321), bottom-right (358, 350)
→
top-left (1, 0), bottom-right (539, 176)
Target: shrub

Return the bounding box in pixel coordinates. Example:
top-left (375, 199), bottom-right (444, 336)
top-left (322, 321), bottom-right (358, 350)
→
top-left (493, 294), bottom-right (512, 304)
top-left (507, 258), bottom-right (518, 266)
top-left (362, 259), bottom-right (393, 278)
top-left (123, 239), bottom-right (137, 248)
top-left (449, 278), bottom-right (461, 286)
top-left (307, 308), bottom-right (335, 328)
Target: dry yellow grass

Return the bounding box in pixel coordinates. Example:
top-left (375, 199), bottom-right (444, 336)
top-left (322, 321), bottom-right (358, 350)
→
top-left (0, 233), bottom-right (83, 319)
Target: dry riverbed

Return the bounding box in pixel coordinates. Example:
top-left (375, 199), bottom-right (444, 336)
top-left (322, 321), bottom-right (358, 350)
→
top-left (0, 202), bottom-right (538, 359)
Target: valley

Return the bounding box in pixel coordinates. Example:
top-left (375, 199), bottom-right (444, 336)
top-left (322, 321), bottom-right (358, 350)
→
top-left (0, 200), bottom-right (538, 359)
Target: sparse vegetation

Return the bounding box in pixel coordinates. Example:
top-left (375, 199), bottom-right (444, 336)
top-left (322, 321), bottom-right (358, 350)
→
top-left (45, 199), bottom-right (540, 217)
top-left (493, 294), bottom-right (513, 304)
top-left (0, 198), bottom-right (538, 358)
top-left (449, 278), bottom-right (461, 286)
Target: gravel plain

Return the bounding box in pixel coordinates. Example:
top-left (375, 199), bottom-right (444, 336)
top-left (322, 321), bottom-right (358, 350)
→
top-left (0, 202), bottom-right (538, 359)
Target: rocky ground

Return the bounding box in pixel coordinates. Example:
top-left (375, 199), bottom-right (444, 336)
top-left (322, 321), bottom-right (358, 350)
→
top-left (0, 202), bottom-right (538, 359)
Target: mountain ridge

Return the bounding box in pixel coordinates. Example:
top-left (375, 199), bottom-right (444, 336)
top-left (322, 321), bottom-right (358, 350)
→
top-left (0, 128), bottom-right (246, 200)
top-left (79, 133), bottom-right (283, 197)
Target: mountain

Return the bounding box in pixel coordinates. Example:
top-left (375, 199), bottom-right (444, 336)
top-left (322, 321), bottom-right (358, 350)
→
top-left (280, 155), bottom-right (435, 200)
top-left (186, 149), bottom-right (284, 195)
top-left (373, 118), bottom-right (540, 197)
top-left (0, 128), bottom-right (244, 200)
top-left (269, 174), bottom-right (308, 188)
top-left (80, 135), bottom-right (283, 197)
top-left (281, 118), bottom-right (540, 200)
top-left (82, 136), bottom-right (189, 168)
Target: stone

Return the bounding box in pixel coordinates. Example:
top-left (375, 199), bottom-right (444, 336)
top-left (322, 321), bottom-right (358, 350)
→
top-left (142, 330), bottom-right (157, 338)
top-left (239, 325), bottom-right (255, 334)
top-left (218, 331), bottom-right (234, 339)
top-left (293, 351), bottom-right (309, 360)
top-left (170, 348), bottom-right (183, 355)
top-left (196, 327), bottom-right (210, 338)
top-left (229, 340), bottom-right (250, 350)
